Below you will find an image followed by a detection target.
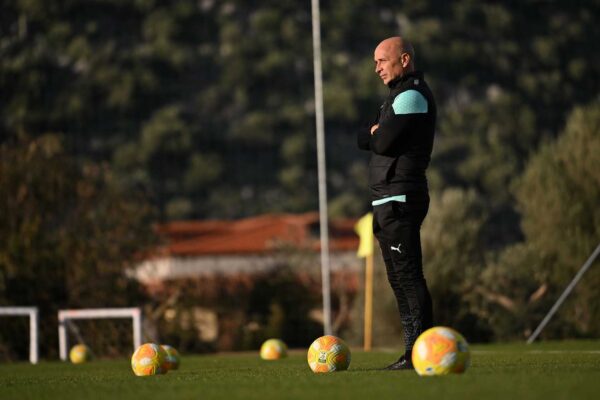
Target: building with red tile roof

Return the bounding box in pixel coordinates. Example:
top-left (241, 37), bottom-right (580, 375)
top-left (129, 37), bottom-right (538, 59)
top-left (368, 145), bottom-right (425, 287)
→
top-left (129, 212), bottom-right (361, 284)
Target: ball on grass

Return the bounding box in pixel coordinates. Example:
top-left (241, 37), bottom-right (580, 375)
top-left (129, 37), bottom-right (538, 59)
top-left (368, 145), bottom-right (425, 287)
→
top-left (69, 344), bottom-right (92, 364)
top-left (131, 343), bottom-right (168, 376)
top-left (412, 326), bottom-right (470, 376)
top-left (307, 335), bottom-right (351, 373)
top-left (260, 339), bottom-right (288, 360)
top-left (161, 344), bottom-right (181, 371)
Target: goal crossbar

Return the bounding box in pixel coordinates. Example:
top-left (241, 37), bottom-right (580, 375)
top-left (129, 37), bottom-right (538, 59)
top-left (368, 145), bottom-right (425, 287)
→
top-left (0, 307), bottom-right (39, 364)
top-left (58, 307), bottom-right (142, 361)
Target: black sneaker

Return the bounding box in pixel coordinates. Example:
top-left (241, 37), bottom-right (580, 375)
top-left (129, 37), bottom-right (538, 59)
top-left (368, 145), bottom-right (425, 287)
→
top-left (382, 354), bottom-right (414, 370)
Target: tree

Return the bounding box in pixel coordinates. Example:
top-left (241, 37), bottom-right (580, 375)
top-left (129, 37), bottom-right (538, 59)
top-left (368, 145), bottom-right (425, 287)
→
top-left (0, 135), bottom-right (158, 359)
top-left (466, 102), bottom-right (600, 340)
top-left (514, 101), bottom-right (600, 337)
top-left (2, 1), bottom-right (598, 221)
top-left (420, 188), bottom-right (491, 341)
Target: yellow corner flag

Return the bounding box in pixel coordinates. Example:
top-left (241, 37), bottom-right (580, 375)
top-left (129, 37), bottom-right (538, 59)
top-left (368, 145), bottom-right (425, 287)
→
top-left (354, 212), bottom-right (374, 258)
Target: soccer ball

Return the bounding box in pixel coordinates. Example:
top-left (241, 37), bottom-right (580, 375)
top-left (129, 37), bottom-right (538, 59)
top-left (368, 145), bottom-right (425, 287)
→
top-left (260, 339), bottom-right (288, 360)
top-left (412, 326), bottom-right (470, 376)
top-left (69, 344), bottom-right (92, 364)
top-left (131, 343), bottom-right (168, 376)
top-left (161, 344), bottom-right (181, 371)
top-left (307, 335), bottom-right (351, 373)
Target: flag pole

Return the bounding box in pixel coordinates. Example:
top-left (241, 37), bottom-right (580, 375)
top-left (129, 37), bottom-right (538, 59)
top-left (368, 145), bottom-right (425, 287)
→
top-left (355, 212), bottom-right (375, 350)
top-left (364, 252), bottom-right (374, 351)
top-left (310, 0), bottom-right (332, 336)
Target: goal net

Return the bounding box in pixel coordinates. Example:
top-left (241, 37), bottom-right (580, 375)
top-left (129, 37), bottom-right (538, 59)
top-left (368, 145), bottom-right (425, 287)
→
top-left (0, 307), bottom-right (39, 364)
top-left (58, 307), bottom-right (142, 361)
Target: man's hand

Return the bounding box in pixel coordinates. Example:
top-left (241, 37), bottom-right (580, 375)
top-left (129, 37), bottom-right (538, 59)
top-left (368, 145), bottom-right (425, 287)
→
top-left (370, 124), bottom-right (379, 135)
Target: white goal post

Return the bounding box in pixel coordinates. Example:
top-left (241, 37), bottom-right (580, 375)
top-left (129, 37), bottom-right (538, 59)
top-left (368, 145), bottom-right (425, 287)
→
top-left (58, 307), bottom-right (142, 361)
top-left (0, 307), bottom-right (39, 364)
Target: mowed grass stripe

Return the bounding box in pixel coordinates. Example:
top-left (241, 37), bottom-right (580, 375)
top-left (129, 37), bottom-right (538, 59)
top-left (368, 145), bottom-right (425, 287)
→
top-left (0, 341), bottom-right (598, 400)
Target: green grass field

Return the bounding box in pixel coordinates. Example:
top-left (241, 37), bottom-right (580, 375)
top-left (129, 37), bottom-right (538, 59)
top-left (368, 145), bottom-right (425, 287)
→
top-left (1, 340), bottom-right (599, 400)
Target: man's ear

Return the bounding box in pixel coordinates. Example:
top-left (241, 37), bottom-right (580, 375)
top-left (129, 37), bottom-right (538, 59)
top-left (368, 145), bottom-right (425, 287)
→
top-left (401, 53), bottom-right (411, 68)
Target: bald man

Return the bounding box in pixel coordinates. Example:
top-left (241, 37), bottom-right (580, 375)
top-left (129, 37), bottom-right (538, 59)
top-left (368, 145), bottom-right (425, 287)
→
top-left (358, 37), bottom-right (436, 370)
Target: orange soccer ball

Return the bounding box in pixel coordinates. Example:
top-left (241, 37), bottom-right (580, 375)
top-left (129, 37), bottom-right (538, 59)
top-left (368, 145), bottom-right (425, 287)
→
top-left (307, 335), bottom-right (351, 373)
top-left (412, 326), bottom-right (470, 376)
top-left (131, 343), bottom-right (168, 376)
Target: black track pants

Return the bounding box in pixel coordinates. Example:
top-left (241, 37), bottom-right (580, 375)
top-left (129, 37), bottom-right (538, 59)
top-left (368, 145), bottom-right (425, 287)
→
top-left (373, 197), bottom-right (433, 355)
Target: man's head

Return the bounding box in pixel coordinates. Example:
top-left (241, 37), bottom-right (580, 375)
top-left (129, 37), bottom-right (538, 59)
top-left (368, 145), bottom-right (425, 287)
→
top-left (374, 37), bottom-right (415, 85)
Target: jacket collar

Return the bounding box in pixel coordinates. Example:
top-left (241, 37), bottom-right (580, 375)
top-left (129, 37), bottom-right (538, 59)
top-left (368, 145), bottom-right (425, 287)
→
top-left (387, 70), bottom-right (424, 89)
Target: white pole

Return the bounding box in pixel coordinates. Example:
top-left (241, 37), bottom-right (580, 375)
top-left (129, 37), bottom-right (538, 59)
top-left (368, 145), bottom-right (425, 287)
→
top-left (310, 0), bottom-right (332, 335)
top-left (132, 308), bottom-right (142, 351)
top-left (30, 309), bottom-right (38, 364)
top-left (58, 315), bottom-right (68, 361)
top-left (527, 242), bottom-right (600, 344)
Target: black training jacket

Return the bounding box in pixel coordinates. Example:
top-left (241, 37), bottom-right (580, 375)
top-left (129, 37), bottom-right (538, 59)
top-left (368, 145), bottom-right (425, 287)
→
top-left (357, 70), bottom-right (437, 201)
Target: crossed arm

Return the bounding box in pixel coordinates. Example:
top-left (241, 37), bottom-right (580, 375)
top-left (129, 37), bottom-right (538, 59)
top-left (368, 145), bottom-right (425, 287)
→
top-left (357, 114), bottom-right (415, 156)
top-left (358, 89), bottom-right (428, 155)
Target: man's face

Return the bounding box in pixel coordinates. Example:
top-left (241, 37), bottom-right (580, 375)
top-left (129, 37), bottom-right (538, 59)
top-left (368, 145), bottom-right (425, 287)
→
top-left (374, 43), bottom-right (405, 85)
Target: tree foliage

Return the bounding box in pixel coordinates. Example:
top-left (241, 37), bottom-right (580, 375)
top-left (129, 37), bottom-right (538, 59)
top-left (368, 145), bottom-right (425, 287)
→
top-left (461, 103), bottom-right (600, 340)
top-left (421, 188), bottom-right (490, 340)
top-left (2, 1), bottom-right (596, 221)
top-left (514, 102), bottom-right (600, 337)
top-left (0, 135), bottom-right (158, 359)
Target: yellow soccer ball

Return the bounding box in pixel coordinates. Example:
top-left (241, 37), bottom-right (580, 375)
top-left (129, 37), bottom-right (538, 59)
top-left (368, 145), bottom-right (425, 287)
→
top-left (412, 326), bottom-right (470, 376)
top-left (161, 344), bottom-right (181, 371)
top-left (307, 335), bottom-right (351, 373)
top-left (69, 344), bottom-right (92, 364)
top-left (260, 339), bottom-right (288, 360)
top-left (131, 343), bottom-right (168, 376)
